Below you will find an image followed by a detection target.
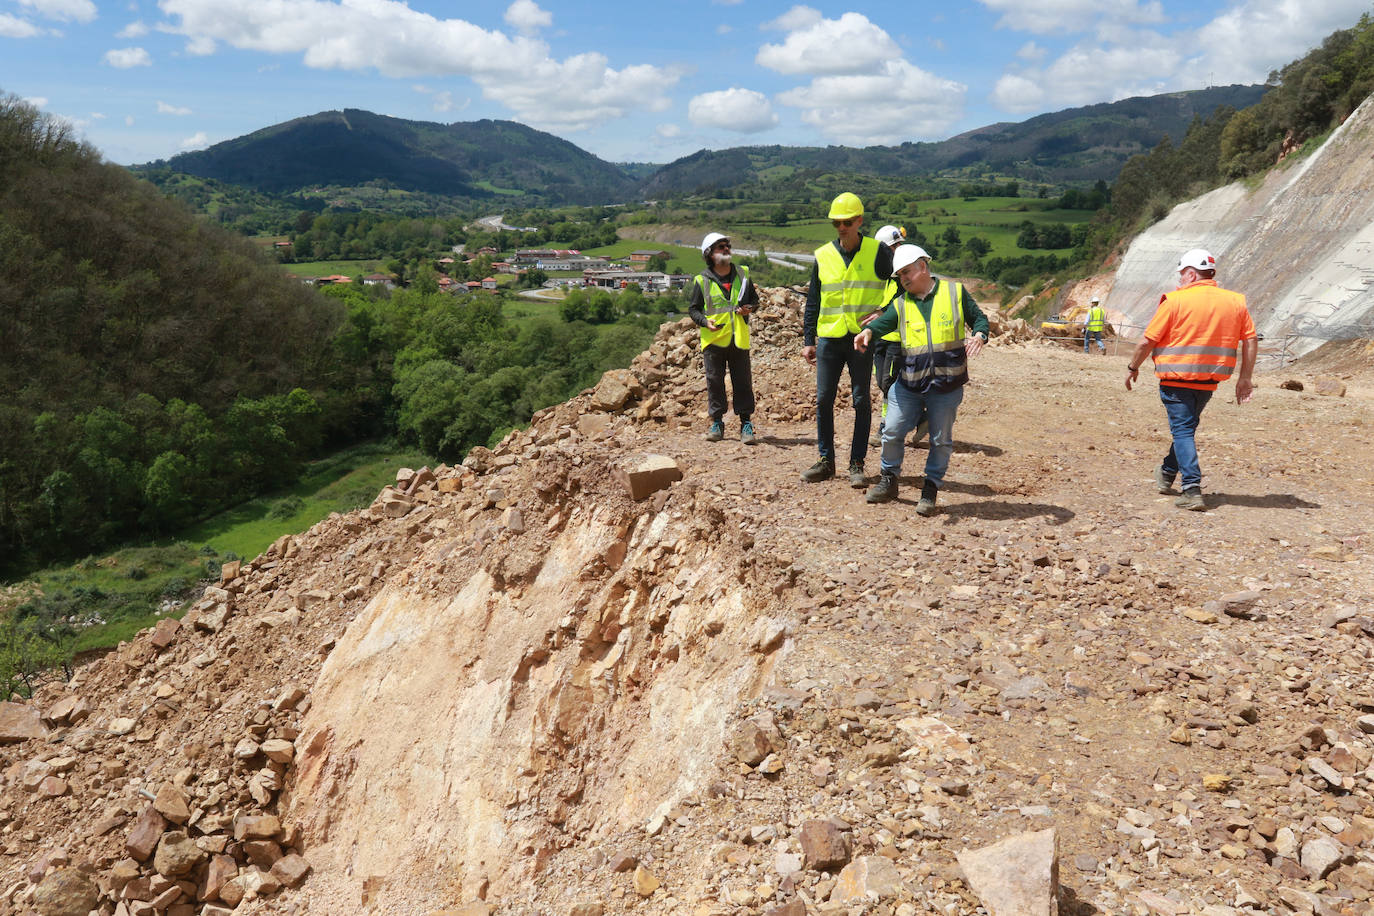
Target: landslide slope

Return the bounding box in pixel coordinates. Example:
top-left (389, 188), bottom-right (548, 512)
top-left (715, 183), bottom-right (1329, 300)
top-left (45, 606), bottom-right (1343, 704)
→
top-left (4, 293), bottom-right (1374, 916)
top-left (1107, 93), bottom-right (1374, 357)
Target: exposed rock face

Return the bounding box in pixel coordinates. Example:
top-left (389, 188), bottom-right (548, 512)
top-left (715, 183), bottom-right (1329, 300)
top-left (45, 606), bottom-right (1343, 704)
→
top-left (1108, 93), bottom-right (1374, 360)
top-left (0, 701), bottom-right (48, 742)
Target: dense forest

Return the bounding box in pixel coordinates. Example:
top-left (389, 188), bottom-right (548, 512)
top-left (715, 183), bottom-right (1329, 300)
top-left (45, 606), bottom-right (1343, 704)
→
top-left (0, 96), bottom-right (658, 577)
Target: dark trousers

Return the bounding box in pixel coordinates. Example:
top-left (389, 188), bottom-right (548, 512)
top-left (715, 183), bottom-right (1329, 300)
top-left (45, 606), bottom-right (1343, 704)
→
top-left (815, 334), bottom-right (873, 464)
top-left (872, 339), bottom-right (899, 397)
top-left (703, 343), bottom-right (754, 421)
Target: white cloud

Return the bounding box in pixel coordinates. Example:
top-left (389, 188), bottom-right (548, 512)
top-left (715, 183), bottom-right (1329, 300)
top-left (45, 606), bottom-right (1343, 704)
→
top-left (179, 131), bottom-right (209, 150)
top-left (1192, 0), bottom-right (1373, 85)
top-left (432, 91), bottom-right (468, 113)
top-left (157, 100), bottom-right (192, 115)
top-left (778, 59), bottom-right (967, 144)
top-left (16, 0), bottom-right (96, 23)
top-left (22, 95), bottom-right (49, 108)
top-left (503, 0), bottom-right (550, 33)
top-left (654, 123), bottom-right (682, 139)
top-left (117, 19), bottom-right (147, 37)
top-left (90, 111), bottom-right (106, 119)
top-left (688, 88), bottom-right (779, 133)
top-left (990, 73), bottom-right (1046, 111)
top-left (0, 13), bottom-right (42, 36)
top-left (104, 46), bottom-right (152, 67)
top-left (716, 23), bottom-right (732, 34)
top-left (156, 0), bottom-right (684, 131)
top-left (1016, 41), bottom-right (1047, 61)
top-left (125, 114), bottom-right (135, 126)
top-left (993, 40), bottom-right (1179, 111)
top-left (184, 34), bottom-right (215, 55)
top-left (761, 6), bottom-right (823, 31)
top-left (977, 0), bottom-right (1163, 34)
top-left (757, 10), bottom-right (900, 76)
top-left (711, 0), bottom-right (743, 5)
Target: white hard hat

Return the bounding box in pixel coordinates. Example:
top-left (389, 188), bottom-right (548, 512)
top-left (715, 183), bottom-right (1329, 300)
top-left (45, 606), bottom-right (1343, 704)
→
top-left (876, 225), bottom-right (905, 247)
top-left (891, 244), bottom-right (931, 273)
top-left (1090, 296), bottom-right (1100, 303)
top-left (700, 232), bottom-right (729, 256)
top-left (1177, 248), bottom-right (1216, 272)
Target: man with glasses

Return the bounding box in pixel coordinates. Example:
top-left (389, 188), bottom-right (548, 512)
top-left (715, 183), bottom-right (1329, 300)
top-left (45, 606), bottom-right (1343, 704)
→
top-left (689, 232), bottom-right (759, 444)
top-left (800, 192), bottom-right (893, 486)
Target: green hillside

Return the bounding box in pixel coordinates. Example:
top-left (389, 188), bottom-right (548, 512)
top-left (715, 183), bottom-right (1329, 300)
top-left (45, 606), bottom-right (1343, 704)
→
top-left (141, 109), bottom-right (638, 205)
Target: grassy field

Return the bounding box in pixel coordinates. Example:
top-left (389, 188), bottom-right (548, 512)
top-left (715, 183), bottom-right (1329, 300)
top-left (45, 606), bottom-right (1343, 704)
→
top-left (580, 239), bottom-right (703, 275)
top-left (180, 442), bottom-right (432, 562)
top-left (3, 442), bottom-right (432, 655)
top-left (284, 259), bottom-right (388, 278)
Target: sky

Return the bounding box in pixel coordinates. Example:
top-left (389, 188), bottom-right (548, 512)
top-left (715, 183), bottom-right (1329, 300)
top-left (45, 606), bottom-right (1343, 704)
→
top-left (2, 0), bottom-right (1372, 167)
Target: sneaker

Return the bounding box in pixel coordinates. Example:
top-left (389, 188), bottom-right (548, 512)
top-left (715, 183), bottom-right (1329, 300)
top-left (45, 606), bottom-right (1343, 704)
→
top-left (1153, 466), bottom-right (1175, 494)
top-left (848, 462), bottom-right (867, 488)
top-left (915, 480), bottom-right (939, 517)
top-left (740, 421), bottom-right (757, 445)
top-left (705, 420), bottom-right (725, 442)
top-left (865, 472), bottom-right (898, 504)
top-left (1175, 488), bottom-right (1206, 511)
top-left (801, 457), bottom-right (835, 483)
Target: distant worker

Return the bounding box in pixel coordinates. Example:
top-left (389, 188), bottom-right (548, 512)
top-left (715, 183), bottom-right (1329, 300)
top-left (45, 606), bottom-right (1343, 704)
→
top-left (854, 245), bottom-right (989, 515)
top-left (801, 193), bottom-right (893, 486)
top-left (1125, 248), bottom-right (1256, 511)
top-left (689, 232), bottom-right (759, 445)
top-left (1083, 296), bottom-right (1107, 354)
top-left (869, 225), bottom-right (906, 447)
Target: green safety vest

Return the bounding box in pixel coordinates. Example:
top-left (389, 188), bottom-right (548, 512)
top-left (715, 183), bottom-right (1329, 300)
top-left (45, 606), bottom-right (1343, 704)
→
top-left (695, 266), bottom-right (751, 350)
top-left (814, 237), bottom-right (886, 337)
top-left (897, 279), bottom-right (968, 393)
top-left (1087, 305), bottom-right (1106, 331)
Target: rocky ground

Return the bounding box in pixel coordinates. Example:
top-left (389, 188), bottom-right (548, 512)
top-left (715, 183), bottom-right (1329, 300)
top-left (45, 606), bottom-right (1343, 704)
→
top-left (2, 288), bottom-right (1373, 916)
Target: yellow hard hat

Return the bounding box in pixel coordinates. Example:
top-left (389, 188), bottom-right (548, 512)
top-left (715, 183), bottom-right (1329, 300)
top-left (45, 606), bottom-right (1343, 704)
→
top-left (827, 192), bottom-right (863, 220)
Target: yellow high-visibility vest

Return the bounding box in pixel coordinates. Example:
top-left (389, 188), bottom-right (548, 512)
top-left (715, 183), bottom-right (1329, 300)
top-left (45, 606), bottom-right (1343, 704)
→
top-left (814, 237), bottom-right (886, 338)
top-left (896, 279), bottom-right (968, 392)
top-left (695, 266), bottom-right (751, 350)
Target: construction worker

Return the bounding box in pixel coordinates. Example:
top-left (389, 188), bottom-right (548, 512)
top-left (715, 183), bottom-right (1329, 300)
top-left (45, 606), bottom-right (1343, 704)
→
top-left (1126, 248), bottom-right (1256, 511)
top-left (1083, 296), bottom-right (1107, 354)
top-left (801, 193), bottom-right (893, 486)
top-left (854, 245), bottom-right (989, 515)
top-left (868, 225), bottom-right (905, 447)
top-left (689, 232), bottom-right (759, 444)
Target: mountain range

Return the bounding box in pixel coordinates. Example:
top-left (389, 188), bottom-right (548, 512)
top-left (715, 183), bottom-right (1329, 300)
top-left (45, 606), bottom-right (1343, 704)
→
top-left (138, 85), bottom-right (1269, 204)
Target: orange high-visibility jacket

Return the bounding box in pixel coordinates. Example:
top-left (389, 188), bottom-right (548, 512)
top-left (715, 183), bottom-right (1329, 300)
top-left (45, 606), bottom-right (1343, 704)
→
top-left (1144, 280), bottom-right (1257, 390)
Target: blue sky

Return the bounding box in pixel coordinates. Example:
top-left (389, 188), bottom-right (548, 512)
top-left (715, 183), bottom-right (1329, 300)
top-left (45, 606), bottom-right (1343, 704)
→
top-left (3, 0), bottom-right (1371, 167)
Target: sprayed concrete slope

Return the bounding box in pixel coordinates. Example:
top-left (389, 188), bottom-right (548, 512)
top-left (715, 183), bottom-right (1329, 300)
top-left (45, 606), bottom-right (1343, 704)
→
top-left (1108, 93), bottom-right (1374, 358)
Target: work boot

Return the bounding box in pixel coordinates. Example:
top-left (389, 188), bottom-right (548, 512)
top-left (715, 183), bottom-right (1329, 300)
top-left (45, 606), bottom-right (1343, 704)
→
top-left (915, 480), bottom-right (939, 517)
top-left (1175, 488), bottom-right (1206, 511)
top-left (801, 457), bottom-right (835, 483)
top-left (848, 462), bottom-right (867, 488)
top-left (740, 420), bottom-right (757, 445)
top-left (869, 422), bottom-right (883, 448)
top-left (1153, 466), bottom-right (1175, 494)
top-left (865, 472), bottom-right (898, 504)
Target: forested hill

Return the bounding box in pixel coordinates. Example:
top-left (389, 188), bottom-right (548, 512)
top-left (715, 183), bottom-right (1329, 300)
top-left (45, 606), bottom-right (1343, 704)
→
top-left (141, 109), bottom-right (639, 204)
top-left (0, 95), bottom-right (362, 573)
top-left (639, 84), bottom-right (1269, 196)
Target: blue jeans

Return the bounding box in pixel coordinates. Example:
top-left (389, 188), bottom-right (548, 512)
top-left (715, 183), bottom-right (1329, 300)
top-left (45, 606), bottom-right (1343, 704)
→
top-left (1084, 330), bottom-right (1104, 352)
top-left (880, 383), bottom-right (964, 487)
top-left (1159, 385), bottom-right (1213, 491)
top-left (815, 335), bottom-right (873, 465)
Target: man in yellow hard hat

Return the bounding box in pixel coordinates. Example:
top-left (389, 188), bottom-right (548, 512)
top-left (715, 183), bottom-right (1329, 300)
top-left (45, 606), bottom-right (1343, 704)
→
top-left (800, 192), bottom-right (893, 487)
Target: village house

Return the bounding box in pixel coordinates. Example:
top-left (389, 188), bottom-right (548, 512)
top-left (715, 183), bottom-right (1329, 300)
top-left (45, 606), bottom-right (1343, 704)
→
top-left (362, 273), bottom-right (394, 289)
top-left (628, 249), bottom-right (669, 264)
top-left (481, 277), bottom-right (498, 291)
